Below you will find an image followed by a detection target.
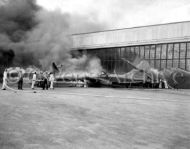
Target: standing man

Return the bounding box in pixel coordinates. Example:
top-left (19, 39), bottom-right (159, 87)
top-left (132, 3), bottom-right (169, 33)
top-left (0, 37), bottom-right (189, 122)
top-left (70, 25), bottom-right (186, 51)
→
top-left (18, 71), bottom-right (23, 90)
top-left (31, 72), bottom-right (37, 89)
top-left (42, 72), bottom-right (48, 90)
top-left (49, 72), bottom-right (54, 89)
top-left (1, 69), bottom-right (8, 90)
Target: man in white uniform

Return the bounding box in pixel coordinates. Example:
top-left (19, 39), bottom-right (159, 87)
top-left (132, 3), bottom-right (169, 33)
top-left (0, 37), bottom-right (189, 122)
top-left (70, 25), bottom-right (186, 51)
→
top-left (49, 72), bottom-right (54, 89)
top-left (31, 72), bottom-right (37, 89)
top-left (1, 69), bottom-right (8, 90)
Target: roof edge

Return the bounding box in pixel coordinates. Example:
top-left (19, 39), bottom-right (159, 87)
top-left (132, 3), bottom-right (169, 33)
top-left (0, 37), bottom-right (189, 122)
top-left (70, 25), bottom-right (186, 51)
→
top-left (71, 20), bottom-right (190, 36)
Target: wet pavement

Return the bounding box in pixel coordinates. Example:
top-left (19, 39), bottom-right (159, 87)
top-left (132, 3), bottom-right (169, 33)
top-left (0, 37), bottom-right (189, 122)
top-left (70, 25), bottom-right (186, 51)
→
top-left (0, 87), bottom-right (190, 149)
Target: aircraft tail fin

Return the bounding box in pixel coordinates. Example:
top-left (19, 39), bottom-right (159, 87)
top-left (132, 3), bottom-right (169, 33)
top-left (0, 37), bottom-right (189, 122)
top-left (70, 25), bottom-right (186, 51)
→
top-left (52, 62), bottom-right (59, 73)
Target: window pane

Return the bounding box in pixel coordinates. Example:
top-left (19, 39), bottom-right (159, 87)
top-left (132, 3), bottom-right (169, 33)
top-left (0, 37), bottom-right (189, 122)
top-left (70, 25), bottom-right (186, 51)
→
top-left (156, 45), bottom-right (161, 59)
top-left (103, 49), bottom-right (108, 60)
top-left (111, 49), bottom-right (115, 60)
top-left (102, 60), bottom-right (106, 70)
top-left (116, 48), bottom-right (120, 60)
top-left (107, 49), bottom-right (113, 61)
top-left (120, 60), bottom-right (126, 74)
top-left (124, 47), bottom-right (130, 59)
top-left (150, 45), bottom-right (156, 59)
top-left (106, 60), bottom-right (111, 73)
top-left (111, 60), bottom-right (115, 71)
top-left (161, 44), bottom-right (167, 59)
top-left (149, 60), bottom-right (154, 68)
top-left (115, 60), bottom-right (120, 73)
top-left (179, 59), bottom-right (186, 70)
top-left (187, 59), bottom-right (190, 71)
top-left (145, 46), bottom-right (150, 59)
top-left (104, 49), bottom-right (110, 60)
top-left (173, 44), bottom-right (179, 59)
top-left (187, 43), bottom-right (190, 58)
top-left (168, 44), bottom-right (173, 59)
top-left (161, 60), bottom-right (167, 69)
top-left (135, 46), bottom-right (140, 56)
top-left (180, 43), bottom-right (186, 59)
top-left (140, 46), bottom-right (145, 58)
top-left (89, 49), bottom-right (97, 57)
top-left (106, 60), bottom-right (110, 72)
top-left (155, 60), bottom-right (161, 70)
top-left (173, 59), bottom-right (179, 68)
top-left (111, 49), bottom-right (115, 61)
top-left (131, 47), bottom-right (135, 54)
top-left (119, 60), bottom-right (123, 73)
top-left (120, 48), bottom-right (125, 59)
top-left (167, 60), bottom-right (173, 68)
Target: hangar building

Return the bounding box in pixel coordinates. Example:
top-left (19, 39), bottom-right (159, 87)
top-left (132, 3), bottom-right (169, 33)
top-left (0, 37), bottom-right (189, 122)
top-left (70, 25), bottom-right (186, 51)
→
top-left (71, 21), bottom-right (190, 74)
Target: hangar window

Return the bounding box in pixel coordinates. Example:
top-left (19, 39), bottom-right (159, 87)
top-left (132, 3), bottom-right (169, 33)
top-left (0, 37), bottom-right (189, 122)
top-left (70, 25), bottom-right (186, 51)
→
top-left (144, 46), bottom-right (150, 59)
top-left (161, 44), bottom-right (167, 59)
top-left (106, 60), bottom-right (112, 73)
top-left (101, 60), bottom-right (106, 69)
top-left (180, 43), bottom-right (186, 59)
top-left (180, 59), bottom-right (186, 70)
top-left (167, 59), bottom-right (173, 68)
top-left (112, 48), bottom-right (117, 60)
top-left (129, 47), bottom-right (137, 61)
top-left (112, 48), bottom-right (117, 61)
top-left (135, 46), bottom-right (140, 56)
top-left (187, 43), bottom-right (190, 58)
top-left (119, 60), bottom-right (126, 73)
top-left (115, 60), bottom-right (121, 73)
top-left (116, 48), bottom-right (121, 60)
top-left (131, 47), bottom-right (135, 54)
top-left (187, 59), bottom-right (190, 71)
top-left (96, 49), bottom-right (103, 60)
top-left (101, 49), bottom-right (105, 60)
top-left (161, 60), bottom-right (167, 69)
top-left (150, 45), bottom-right (156, 59)
top-left (107, 49), bottom-right (114, 61)
top-left (89, 49), bottom-right (97, 57)
top-left (173, 59), bottom-right (179, 68)
top-left (167, 44), bottom-right (173, 59)
top-left (125, 47), bottom-right (131, 59)
top-left (156, 45), bottom-right (161, 59)
top-left (149, 60), bottom-right (155, 68)
top-left (140, 46), bottom-right (145, 58)
top-left (120, 48), bottom-right (125, 59)
top-left (173, 44), bottom-right (180, 59)
top-left (155, 60), bottom-right (161, 70)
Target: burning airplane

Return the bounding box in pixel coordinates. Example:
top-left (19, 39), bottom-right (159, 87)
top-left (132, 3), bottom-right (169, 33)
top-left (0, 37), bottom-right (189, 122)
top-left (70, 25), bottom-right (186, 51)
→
top-left (51, 57), bottom-right (190, 89)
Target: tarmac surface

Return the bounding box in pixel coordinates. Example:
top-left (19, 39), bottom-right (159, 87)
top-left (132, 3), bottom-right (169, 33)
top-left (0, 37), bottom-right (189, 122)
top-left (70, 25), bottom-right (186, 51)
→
top-left (0, 87), bottom-right (190, 149)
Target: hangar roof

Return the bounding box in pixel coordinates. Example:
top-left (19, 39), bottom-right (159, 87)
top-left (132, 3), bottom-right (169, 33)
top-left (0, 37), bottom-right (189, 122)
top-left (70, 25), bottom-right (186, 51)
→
top-left (71, 21), bottom-right (190, 50)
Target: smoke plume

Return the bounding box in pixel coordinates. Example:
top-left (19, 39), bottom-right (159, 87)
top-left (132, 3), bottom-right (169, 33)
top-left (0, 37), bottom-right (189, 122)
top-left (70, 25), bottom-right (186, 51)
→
top-left (0, 0), bottom-right (39, 67)
top-left (0, 0), bottom-right (105, 74)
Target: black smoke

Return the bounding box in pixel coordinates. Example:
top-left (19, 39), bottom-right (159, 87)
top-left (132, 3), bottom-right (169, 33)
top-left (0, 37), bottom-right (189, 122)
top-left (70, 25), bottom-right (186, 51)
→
top-left (0, 0), bottom-right (39, 42)
top-left (0, 47), bottom-right (15, 66)
top-left (0, 0), bottom-right (105, 75)
top-left (0, 0), bottom-right (40, 69)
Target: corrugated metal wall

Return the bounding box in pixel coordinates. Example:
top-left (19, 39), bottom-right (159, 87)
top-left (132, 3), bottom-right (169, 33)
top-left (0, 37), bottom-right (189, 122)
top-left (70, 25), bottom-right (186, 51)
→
top-left (71, 21), bottom-right (190, 50)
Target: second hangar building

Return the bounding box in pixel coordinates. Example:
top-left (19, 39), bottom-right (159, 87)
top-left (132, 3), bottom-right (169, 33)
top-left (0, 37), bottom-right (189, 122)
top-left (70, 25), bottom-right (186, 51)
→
top-left (71, 21), bottom-right (190, 74)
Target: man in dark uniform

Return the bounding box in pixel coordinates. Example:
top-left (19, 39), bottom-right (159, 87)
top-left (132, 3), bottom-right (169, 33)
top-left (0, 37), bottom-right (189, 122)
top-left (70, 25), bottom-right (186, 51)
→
top-left (42, 72), bottom-right (48, 90)
top-left (18, 71), bottom-right (23, 90)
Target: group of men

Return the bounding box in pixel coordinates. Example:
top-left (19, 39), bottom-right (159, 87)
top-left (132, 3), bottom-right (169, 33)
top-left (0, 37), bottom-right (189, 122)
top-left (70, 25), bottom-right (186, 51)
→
top-left (32, 71), bottom-right (55, 90)
top-left (1, 69), bottom-right (55, 90)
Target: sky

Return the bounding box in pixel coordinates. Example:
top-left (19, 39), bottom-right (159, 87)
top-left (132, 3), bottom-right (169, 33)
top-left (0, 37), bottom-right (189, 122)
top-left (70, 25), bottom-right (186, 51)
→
top-left (36, 0), bottom-right (190, 30)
